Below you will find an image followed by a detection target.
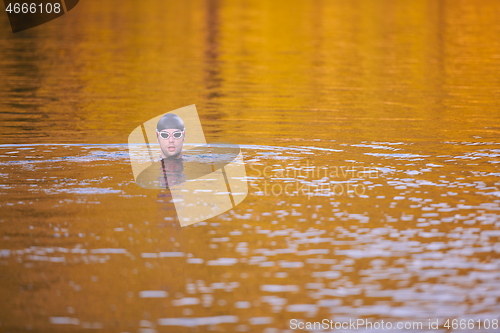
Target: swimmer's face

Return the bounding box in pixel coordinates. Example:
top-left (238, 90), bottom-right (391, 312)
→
top-left (157, 129), bottom-right (185, 159)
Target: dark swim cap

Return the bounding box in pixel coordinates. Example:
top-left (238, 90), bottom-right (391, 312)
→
top-left (156, 113), bottom-right (185, 131)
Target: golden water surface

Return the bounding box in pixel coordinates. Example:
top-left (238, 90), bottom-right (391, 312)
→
top-left (0, 0), bottom-right (499, 332)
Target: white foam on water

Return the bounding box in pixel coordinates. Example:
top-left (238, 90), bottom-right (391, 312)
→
top-left (157, 315), bottom-right (238, 326)
top-left (139, 291), bottom-right (168, 298)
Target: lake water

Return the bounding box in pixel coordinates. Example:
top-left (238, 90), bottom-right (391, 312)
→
top-left (0, 0), bottom-right (499, 332)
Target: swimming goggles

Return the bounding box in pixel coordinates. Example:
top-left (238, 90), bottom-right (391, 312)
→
top-left (158, 130), bottom-right (184, 140)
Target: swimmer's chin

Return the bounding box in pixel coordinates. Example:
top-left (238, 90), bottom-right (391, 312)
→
top-left (160, 152), bottom-right (183, 160)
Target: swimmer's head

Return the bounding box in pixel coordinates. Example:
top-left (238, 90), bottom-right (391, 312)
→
top-left (156, 113), bottom-right (185, 159)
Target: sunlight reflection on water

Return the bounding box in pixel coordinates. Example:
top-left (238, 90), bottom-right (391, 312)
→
top-left (0, 140), bottom-right (499, 331)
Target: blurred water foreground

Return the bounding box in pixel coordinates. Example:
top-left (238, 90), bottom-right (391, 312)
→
top-left (0, 0), bottom-right (499, 332)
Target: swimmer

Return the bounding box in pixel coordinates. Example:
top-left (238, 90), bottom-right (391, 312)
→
top-left (156, 113), bottom-right (185, 160)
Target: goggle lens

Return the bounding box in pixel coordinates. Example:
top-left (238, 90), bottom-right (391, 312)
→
top-left (159, 131), bottom-right (183, 139)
